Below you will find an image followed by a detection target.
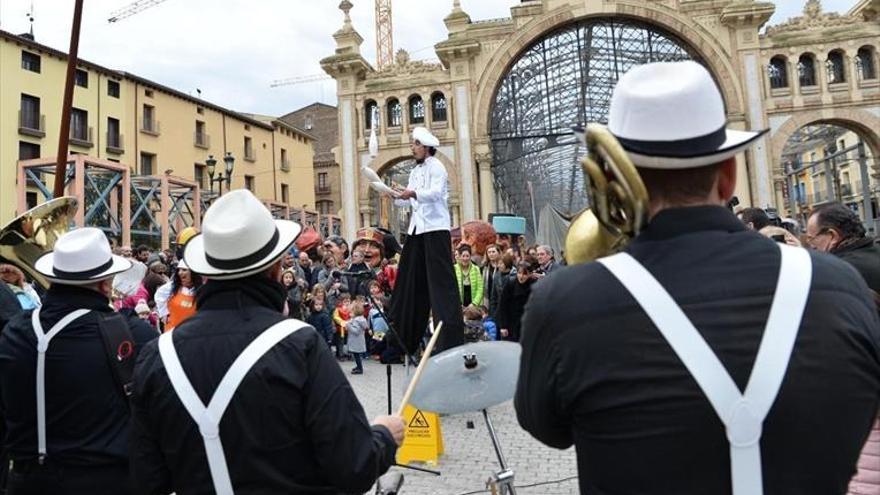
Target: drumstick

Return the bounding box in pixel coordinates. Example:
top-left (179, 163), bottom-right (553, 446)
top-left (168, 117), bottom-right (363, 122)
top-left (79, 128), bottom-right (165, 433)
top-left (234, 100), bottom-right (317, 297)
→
top-left (396, 320), bottom-right (444, 417)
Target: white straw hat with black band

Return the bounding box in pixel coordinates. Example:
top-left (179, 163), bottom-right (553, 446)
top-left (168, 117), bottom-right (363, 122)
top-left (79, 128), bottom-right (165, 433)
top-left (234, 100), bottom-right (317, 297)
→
top-left (604, 60), bottom-right (767, 169)
top-left (183, 190), bottom-right (301, 280)
top-left (34, 227), bottom-right (132, 285)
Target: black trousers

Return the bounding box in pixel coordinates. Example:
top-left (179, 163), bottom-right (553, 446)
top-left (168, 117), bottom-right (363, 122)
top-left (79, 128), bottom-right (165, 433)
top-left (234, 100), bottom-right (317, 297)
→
top-left (389, 230), bottom-right (464, 355)
top-left (5, 460), bottom-right (131, 495)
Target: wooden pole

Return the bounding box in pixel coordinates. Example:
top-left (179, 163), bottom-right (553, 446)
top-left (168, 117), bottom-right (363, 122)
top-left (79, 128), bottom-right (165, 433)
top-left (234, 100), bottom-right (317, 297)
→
top-left (53, 0), bottom-right (85, 199)
top-left (396, 320), bottom-right (443, 417)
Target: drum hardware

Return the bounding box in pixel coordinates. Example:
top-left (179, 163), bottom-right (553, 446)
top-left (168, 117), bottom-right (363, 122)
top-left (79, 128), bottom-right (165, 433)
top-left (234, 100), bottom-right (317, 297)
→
top-left (482, 409), bottom-right (517, 495)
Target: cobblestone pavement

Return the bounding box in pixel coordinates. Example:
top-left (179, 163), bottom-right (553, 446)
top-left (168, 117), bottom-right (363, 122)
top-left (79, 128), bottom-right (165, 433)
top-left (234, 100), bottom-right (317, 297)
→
top-left (343, 359), bottom-right (579, 495)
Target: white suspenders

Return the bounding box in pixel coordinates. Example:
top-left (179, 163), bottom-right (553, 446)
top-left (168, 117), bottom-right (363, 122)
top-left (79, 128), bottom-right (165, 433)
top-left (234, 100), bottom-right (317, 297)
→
top-left (31, 307), bottom-right (91, 461)
top-left (597, 244), bottom-right (812, 495)
top-left (158, 319), bottom-right (307, 495)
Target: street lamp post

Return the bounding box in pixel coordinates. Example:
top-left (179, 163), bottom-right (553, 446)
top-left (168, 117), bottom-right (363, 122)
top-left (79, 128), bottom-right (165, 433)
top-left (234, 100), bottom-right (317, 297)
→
top-left (206, 152), bottom-right (235, 196)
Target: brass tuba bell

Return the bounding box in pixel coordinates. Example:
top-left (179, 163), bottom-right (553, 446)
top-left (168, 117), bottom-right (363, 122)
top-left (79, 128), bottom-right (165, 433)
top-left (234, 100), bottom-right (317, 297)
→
top-left (564, 124), bottom-right (649, 265)
top-left (0, 197), bottom-right (78, 289)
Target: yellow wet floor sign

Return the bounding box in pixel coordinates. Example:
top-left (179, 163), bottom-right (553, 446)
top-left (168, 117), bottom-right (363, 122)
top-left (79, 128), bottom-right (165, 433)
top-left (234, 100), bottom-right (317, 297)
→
top-left (397, 404), bottom-right (444, 465)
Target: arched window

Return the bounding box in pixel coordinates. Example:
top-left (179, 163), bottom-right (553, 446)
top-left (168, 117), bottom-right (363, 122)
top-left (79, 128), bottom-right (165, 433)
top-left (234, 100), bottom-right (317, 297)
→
top-left (798, 54), bottom-right (817, 87)
top-left (387, 99), bottom-right (402, 128)
top-left (856, 46), bottom-right (877, 80)
top-left (409, 95), bottom-right (425, 124)
top-left (768, 56), bottom-right (788, 89)
top-left (431, 92), bottom-right (447, 122)
top-left (364, 100), bottom-right (378, 130)
top-left (826, 50), bottom-right (846, 84)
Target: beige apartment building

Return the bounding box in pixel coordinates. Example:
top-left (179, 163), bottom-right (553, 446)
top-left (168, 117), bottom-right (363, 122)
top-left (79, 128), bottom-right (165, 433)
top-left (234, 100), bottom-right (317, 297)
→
top-left (0, 29), bottom-right (315, 224)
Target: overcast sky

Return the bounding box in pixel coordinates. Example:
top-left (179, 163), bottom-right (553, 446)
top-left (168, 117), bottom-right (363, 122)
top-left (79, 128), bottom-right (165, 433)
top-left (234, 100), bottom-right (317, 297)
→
top-left (0, 0), bottom-right (858, 117)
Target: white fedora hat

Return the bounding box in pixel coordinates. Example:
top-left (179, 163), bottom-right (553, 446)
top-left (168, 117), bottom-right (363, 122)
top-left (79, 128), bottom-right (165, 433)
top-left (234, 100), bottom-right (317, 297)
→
top-left (412, 126), bottom-right (440, 148)
top-left (605, 61), bottom-right (767, 169)
top-left (184, 190), bottom-right (301, 280)
top-left (34, 227), bottom-right (131, 285)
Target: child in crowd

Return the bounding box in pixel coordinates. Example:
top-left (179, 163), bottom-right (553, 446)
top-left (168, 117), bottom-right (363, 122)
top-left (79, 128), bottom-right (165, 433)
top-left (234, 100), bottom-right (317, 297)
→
top-left (368, 294), bottom-right (389, 357)
top-left (480, 305), bottom-right (498, 341)
top-left (345, 300), bottom-right (369, 375)
top-left (134, 299), bottom-right (159, 330)
top-left (463, 305), bottom-right (489, 343)
top-left (307, 298), bottom-right (334, 349)
top-left (332, 293), bottom-right (352, 360)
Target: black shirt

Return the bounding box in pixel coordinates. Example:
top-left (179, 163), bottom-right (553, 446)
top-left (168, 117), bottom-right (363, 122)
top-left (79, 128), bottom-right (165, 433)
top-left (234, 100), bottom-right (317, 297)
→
top-left (0, 284), bottom-right (157, 466)
top-left (131, 275), bottom-right (397, 494)
top-left (515, 206), bottom-right (880, 495)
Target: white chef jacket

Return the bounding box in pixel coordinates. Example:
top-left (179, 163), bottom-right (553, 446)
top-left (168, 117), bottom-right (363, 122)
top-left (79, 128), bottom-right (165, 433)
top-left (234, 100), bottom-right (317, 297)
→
top-left (394, 156), bottom-right (451, 235)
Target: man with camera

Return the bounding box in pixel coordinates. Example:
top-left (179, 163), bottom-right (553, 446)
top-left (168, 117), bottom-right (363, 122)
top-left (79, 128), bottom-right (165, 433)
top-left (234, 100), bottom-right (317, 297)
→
top-left (515, 61), bottom-right (880, 494)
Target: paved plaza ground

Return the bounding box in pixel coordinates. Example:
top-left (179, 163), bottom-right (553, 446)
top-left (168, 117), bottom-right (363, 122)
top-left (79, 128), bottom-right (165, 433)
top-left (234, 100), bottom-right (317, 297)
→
top-left (344, 359), bottom-right (579, 495)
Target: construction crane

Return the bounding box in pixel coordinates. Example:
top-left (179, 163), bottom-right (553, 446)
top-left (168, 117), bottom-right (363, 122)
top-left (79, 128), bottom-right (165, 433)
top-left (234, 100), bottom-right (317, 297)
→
top-left (270, 74), bottom-right (332, 88)
top-left (375, 0), bottom-right (393, 70)
top-left (271, 0), bottom-right (393, 88)
top-left (108, 0), bottom-right (170, 23)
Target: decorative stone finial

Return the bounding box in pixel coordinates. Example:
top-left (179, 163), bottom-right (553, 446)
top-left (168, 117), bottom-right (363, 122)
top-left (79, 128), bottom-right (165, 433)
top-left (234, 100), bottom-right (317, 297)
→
top-left (339, 0), bottom-right (354, 28)
top-left (804, 0), bottom-right (821, 18)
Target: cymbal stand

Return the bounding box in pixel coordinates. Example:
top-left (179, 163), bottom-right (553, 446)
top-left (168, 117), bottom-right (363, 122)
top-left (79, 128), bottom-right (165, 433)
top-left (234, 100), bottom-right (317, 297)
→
top-left (368, 291), bottom-right (441, 477)
top-left (482, 409), bottom-right (516, 495)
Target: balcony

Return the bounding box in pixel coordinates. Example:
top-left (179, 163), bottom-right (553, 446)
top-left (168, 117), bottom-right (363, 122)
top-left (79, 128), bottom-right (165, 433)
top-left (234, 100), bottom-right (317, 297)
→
top-left (316, 184), bottom-right (331, 194)
top-left (140, 119), bottom-right (161, 136)
top-left (69, 127), bottom-right (94, 148)
top-left (18, 110), bottom-right (45, 138)
top-left (106, 133), bottom-right (124, 154)
top-left (194, 132), bottom-right (210, 149)
top-left (280, 159), bottom-right (290, 172)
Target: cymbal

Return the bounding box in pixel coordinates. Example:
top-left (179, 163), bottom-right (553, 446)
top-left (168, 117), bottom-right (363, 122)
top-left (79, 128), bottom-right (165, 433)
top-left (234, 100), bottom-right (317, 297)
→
top-left (409, 341), bottom-right (521, 415)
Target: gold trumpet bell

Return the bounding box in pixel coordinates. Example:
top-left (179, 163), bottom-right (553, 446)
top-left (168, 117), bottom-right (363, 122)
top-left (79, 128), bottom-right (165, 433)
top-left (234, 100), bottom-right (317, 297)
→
top-left (565, 124), bottom-right (649, 265)
top-left (0, 197), bottom-right (78, 289)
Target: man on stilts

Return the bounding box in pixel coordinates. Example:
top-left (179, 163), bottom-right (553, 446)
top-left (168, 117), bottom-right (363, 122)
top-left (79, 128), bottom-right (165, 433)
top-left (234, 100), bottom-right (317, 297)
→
top-left (386, 127), bottom-right (464, 355)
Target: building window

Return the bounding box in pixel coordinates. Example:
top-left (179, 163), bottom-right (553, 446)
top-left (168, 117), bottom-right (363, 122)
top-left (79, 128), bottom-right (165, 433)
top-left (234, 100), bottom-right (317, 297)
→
top-left (317, 200), bottom-right (334, 215)
top-left (197, 106), bottom-right (205, 115)
top-left (281, 184), bottom-right (289, 204)
top-left (140, 153), bottom-right (155, 176)
top-left (107, 80), bottom-right (120, 98)
top-left (194, 164), bottom-right (206, 189)
top-left (145, 89), bottom-right (154, 98)
top-left (19, 141), bottom-right (40, 160)
top-left (74, 69), bottom-right (88, 88)
top-left (244, 136), bottom-right (254, 160)
top-left (19, 94), bottom-right (42, 132)
top-left (856, 46), bottom-right (877, 80)
top-left (409, 95), bottom-right (425, 124)
top-left (142, 104), bottom-right (157, 132)
top-left (195, 120), bottom-right (208, 147)
top-left (244, 124), bottom-right (251, 131)
top-left (365, 100), bottom-right (378, 130)
top-left (107, 117), bottom-right (122, 150)
top-left (318, 172), bottom-right (327, 190)
top-left (826, 50), bottom-right (846, 84)
top-left (387, 99), bottom-right (402, 127)
top-left (21, 51), bottom-right (40, 73)
top-left (245, 175), bottom-right (255, 192)
top-left (70, 108), bottom-right (88, 142)
top-left (305, 115), bottom-right (313, 130)
top-left (431, 92), bottom-right (447, 122)
top-left (280, 148), bottom-right (289, 171)
top-left (798, 54), bottom-right (816, 87)
top-left (768, 56), bottom-right (788, 89)
top-left (26, 192), bottom-right (38, 210)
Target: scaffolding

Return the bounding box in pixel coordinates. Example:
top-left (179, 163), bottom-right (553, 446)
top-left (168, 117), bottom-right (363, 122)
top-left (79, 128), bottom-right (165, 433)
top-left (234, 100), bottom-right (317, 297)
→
top-left (18, 156), bottom-right (342, 249)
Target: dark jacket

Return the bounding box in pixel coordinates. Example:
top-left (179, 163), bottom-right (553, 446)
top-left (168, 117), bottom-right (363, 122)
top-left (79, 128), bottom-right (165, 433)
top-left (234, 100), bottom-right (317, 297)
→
top-left (0, 284), bottom-right (157, 467)
top-left (496, 276), bottom-right (534, 342)
top-left (130, 275), bottom-right (397, 495)
top-left (834, 237), bottom-right (880, 295)
top-left (0, 282), bottom-right (22, 333)
top-left (307, 308), bottom-right (335, 345)
top-left (515, 206), bottom-right (880, 495)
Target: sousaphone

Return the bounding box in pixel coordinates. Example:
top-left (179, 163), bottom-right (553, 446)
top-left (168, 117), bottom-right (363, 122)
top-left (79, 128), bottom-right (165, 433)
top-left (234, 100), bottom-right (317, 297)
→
top-left (565, 124), bottom-right (649, 264)
top-left (0, 197), bottom-right (78, 289)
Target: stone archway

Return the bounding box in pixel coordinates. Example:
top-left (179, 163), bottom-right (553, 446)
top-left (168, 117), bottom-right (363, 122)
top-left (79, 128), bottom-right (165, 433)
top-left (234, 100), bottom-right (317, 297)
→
top-left (769, 108), bottom-right (880, 163)
top-left (359, 149), bottom-right (461, 233)
top-left (473, 3), bottom-right (746, 140)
